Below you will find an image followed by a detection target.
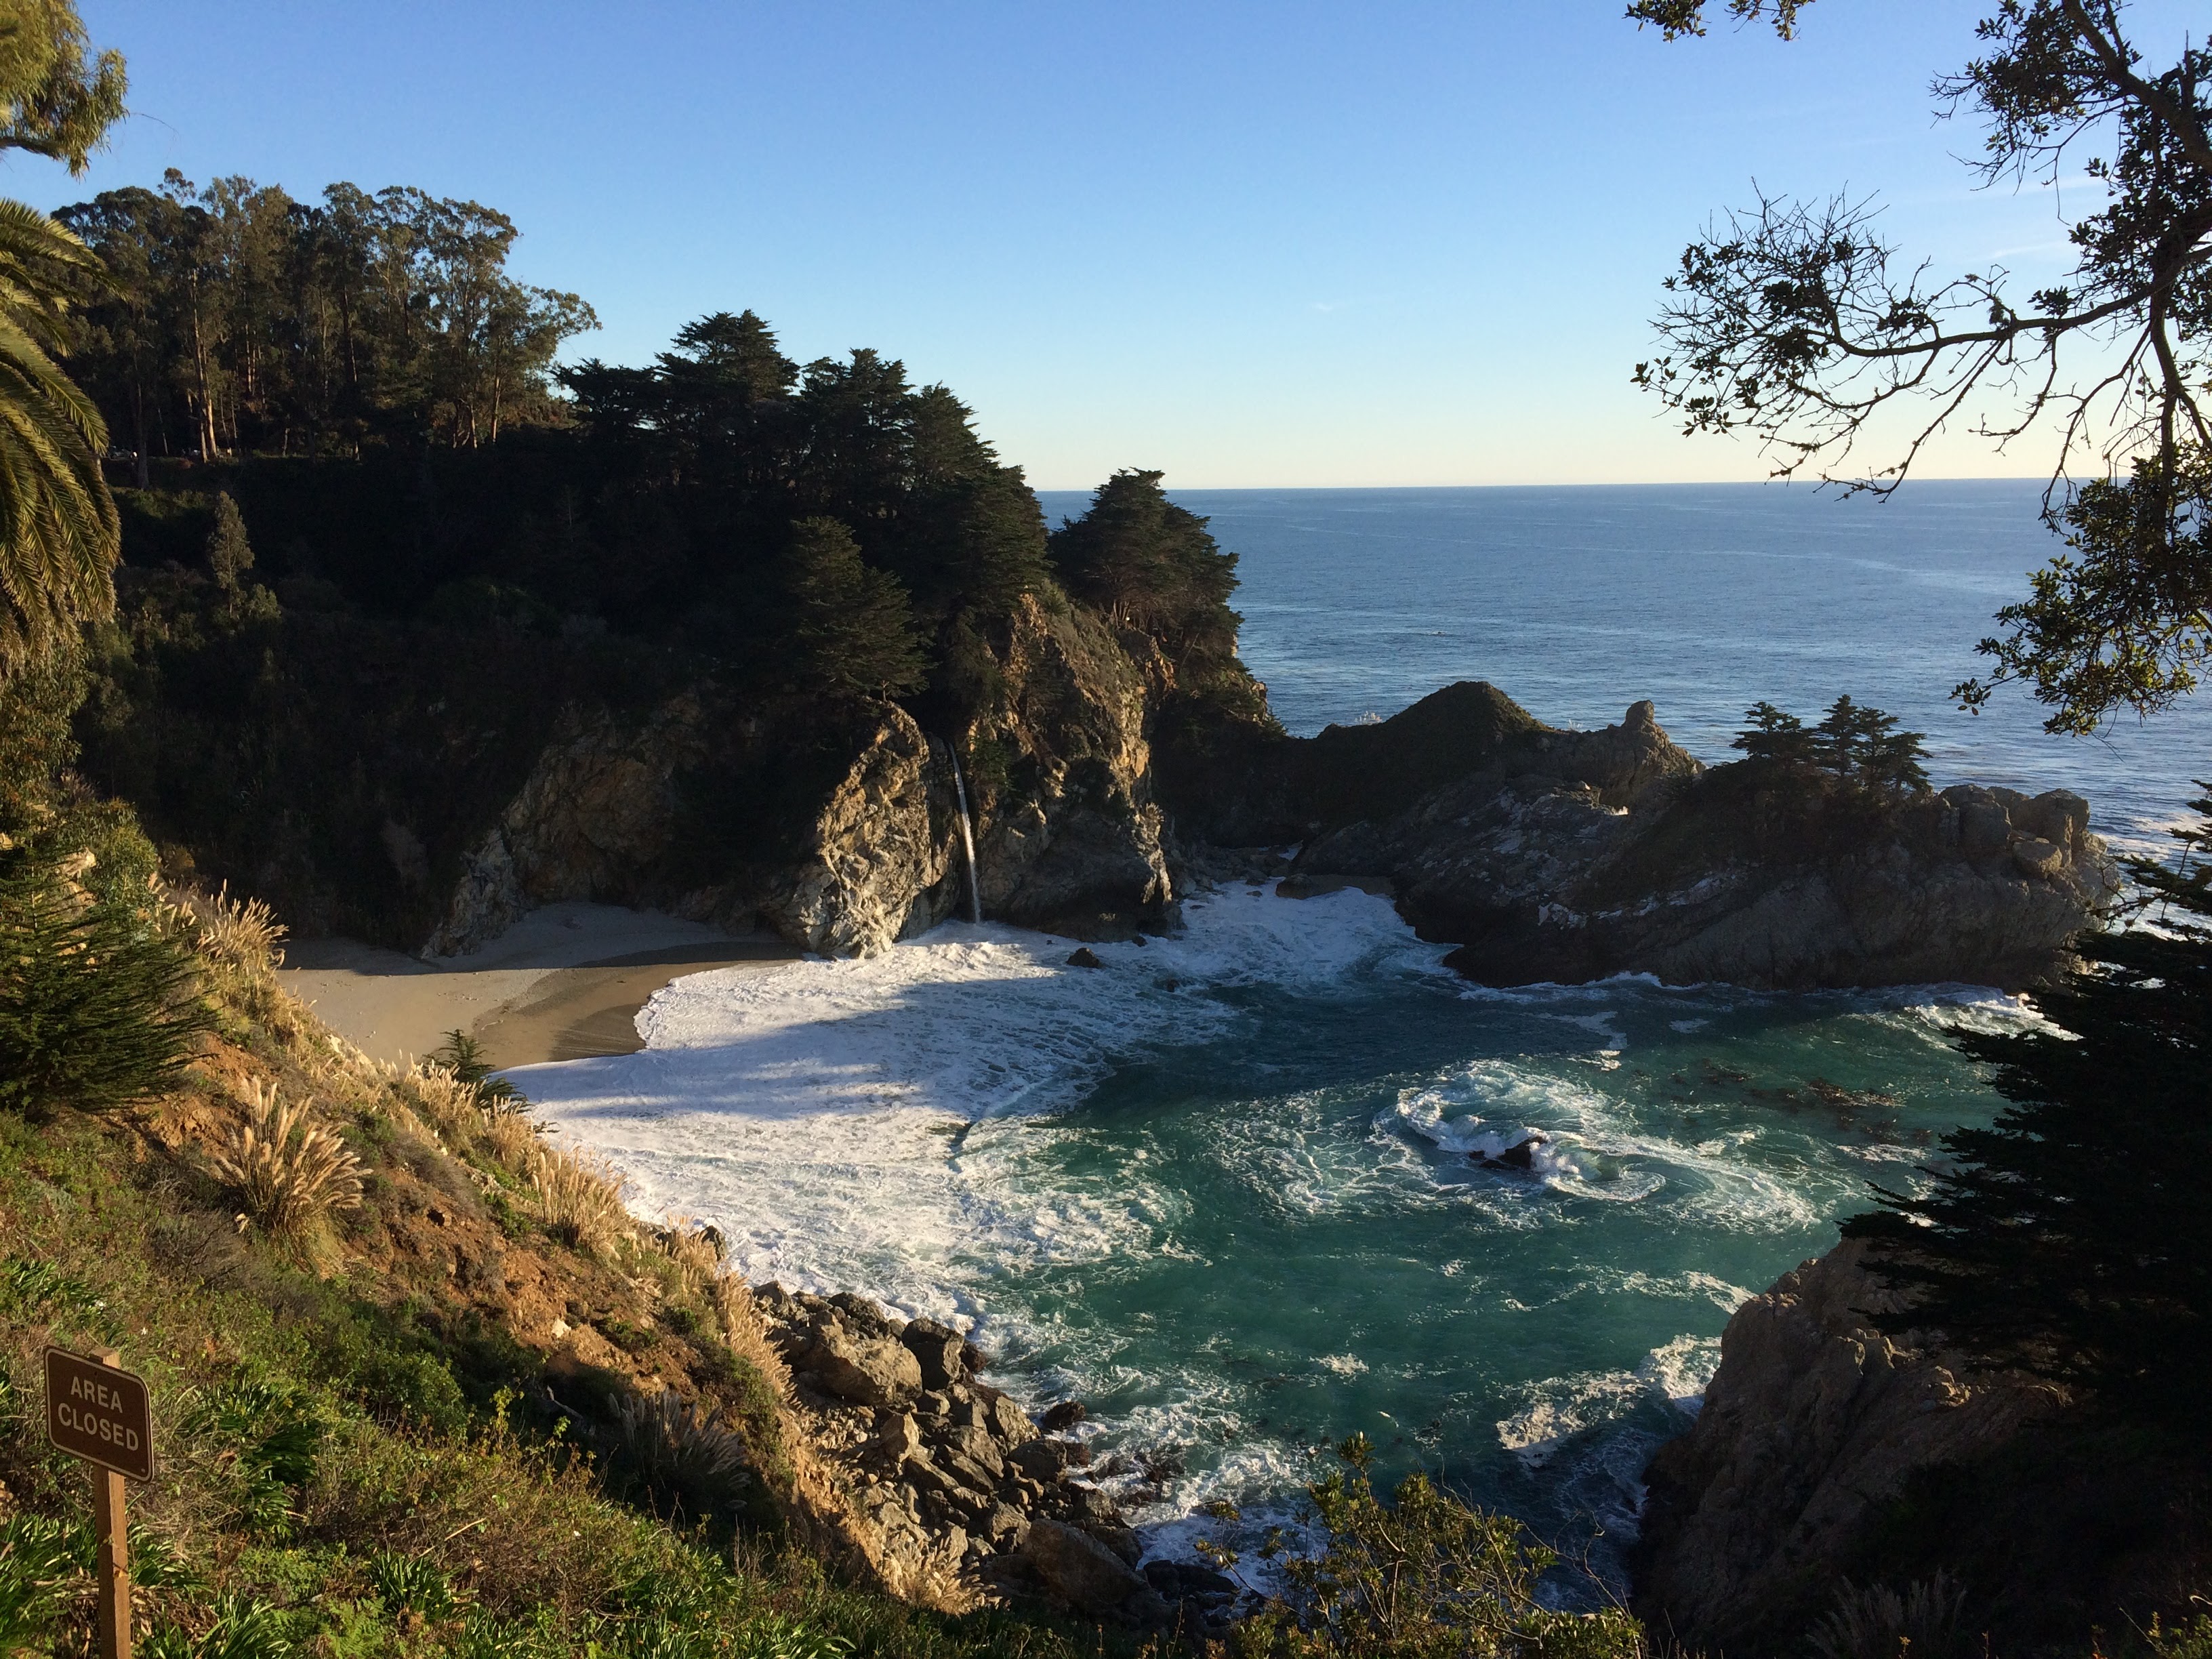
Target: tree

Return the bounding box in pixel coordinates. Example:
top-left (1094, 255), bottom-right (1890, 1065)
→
top-left (0, 0), bottom-right (126, 176)
top-left (0, 198), bottom-right (117, 676)
top-left (1049, 468), bottom-right (1240, 643)
top-left (205, 491), bottom-right (252, 589)
top-left (1633, 1), bottom-right (2212, 734)
top-left (779, 516), bottom-right (927, 698)
top-left (1845, 782), bottom-right (2212, 1425)
top-left (1732, 695), bottom-right (1930, 789)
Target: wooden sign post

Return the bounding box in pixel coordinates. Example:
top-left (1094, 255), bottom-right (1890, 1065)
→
top-left (45, 1347), bottom-right (152, 1659)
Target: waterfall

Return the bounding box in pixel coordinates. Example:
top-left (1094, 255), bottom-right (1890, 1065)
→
top-left (945, 741), bottom-right (983, 925)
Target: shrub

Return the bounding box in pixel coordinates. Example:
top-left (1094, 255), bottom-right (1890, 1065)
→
top-left (1806, 1572), bottom-right (1967, 1659)
top-left (611, 1389), bottom-right (752, 1518)
top-left (0, 839), bottom-right (209, 1119)
top-left (428, 1027), bottom-right (524, 1108)
top-left (369, 1550), bottom-right (457, 1620)
top-left (207, 1081), bottom-right (366, 1236)
top-left (1210, 1435), bottom-right (1645, 1658)
top-left (529, 1141), bottom-right (631, 1252)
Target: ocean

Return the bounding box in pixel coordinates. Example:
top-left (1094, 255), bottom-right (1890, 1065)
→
top-left (514, 481), bottom-right (2212, 1595)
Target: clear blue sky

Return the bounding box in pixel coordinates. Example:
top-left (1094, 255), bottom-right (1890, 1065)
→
top-left (37, 2), bottom-right (2201, 489)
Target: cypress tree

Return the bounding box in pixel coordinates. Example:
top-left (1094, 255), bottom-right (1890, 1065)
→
top-left (779, 516), bottom-right (927, 699)
top-left (1846, 782), bottom-right (2212, 1422)
top-left (205, 491), bottom-right (254, 590)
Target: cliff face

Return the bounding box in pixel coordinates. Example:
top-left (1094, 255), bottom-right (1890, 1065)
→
top-left (1178, 682), bottom-right (2119, 991)
top-left (1633, 1241), bottom-right (2064, 1650)
top-left (956, 596), bottom-right (1172, 939)
top-left (1635, 1242), bottom-right (2212, 1653)
top-left (425, 596), bottom-right (1174, 958)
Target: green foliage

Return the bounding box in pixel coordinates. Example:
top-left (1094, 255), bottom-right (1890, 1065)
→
top-left (0, 834), bottom-right (208, 1118)
top-left (1958, 443), bottom-right (2212, 735)
top-left (779, 517), bottom-right (927, 699)
top-left (0, 0), bottom-right (127, 174)
top-left (1210, 1435), bottom-right (1645, 1658)
top-left (1847, 784), bottom-right (2212, 1425)
top-left (1732, 695), bottom-right (1928, 790)
top-left (206, 492), bottom-right (253, 590)
top-left (1624, 0), bottom-right (1809, 39)
top-left (0, 195), bottom-right (121, 678)
top-left (143, 1591), bottom-right (295, 1659)
top-left (183, 1377), bottom-right (326, 1535)
top-left (0, 641), bottom-right (83, 825)
top-left (0, 1514), bottom-right (79, 1654)
top-left (1050, 468), bottom-right (1241, 650)
top-left (429, 1028), bottom-right (525, 1109)
top-left (370, 1551), bottom-right (457, 1620)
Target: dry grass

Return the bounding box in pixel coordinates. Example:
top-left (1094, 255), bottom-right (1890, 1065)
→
top-left (206, 1079), bottom-right (366, 1236)
top-left (714, 1276), bottom-right (795, 1404)
top-left (476, 1099), bottom-right (541, 1171)
top-left (529, 1140), bottom-right (632, 1253)
top-left (651, 1214), bottom-right (726, 1299)
top-left (169, 880), bottom-right (287, 974)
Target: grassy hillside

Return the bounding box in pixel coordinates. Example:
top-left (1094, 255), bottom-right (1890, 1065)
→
top-left (0, 868), bottom-right (1146, 1659)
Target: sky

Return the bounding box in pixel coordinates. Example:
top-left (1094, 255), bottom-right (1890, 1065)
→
top-left (36, 2), bottom-right (2205, 489)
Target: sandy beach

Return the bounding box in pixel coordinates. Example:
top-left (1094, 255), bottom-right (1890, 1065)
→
top-left (277, 901), bottom-right (796, 1069)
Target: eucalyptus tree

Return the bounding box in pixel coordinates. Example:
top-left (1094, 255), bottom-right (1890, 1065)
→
top-left (1633, 0), bottom-right (2212, 733)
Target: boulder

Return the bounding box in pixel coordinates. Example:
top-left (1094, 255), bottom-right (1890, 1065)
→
top-left (803, 1319), bottom-right (922, 1408)
top-left (1040, 1399), bottom-right (1087, 1433)
top-left (901, 1318), bottom-right (968, 1389)
top-left (1067, 947), bottom-right (1104, 969)
top-left (980, 1388), bottom-right (1038, 1447)
top-left (1023, 1518), bottom-right (1153, 1616)
top-left (935, 1422), bottom-right (1006, 1481)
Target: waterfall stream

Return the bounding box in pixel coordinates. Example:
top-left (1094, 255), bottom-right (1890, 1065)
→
top-left (945, 743), bottom-right (983, 924)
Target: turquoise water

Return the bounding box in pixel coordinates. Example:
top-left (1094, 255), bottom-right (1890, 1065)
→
top-left (525, 481), bottom-right (2211, 1597)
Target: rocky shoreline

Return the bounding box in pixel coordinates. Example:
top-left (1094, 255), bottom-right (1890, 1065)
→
top-left (752, 1284), bottom-right (1241, 1632)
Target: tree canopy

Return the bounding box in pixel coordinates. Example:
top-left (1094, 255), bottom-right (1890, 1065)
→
top-left (0, 0), bottom-right (125, 174)
top-left (1635, 1), bottom-right (2212, 734)
top-left (58, 171), bottom-right (598, 465)
top-left (1733, 695), bottom-right (1931, 790)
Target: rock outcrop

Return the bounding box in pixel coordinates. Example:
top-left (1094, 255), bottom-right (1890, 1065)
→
top-left (1166, 681), bottom-right (2119, 990)
top-left (1633, 1240), bottom-right (2065, 1650)
top-left (423, 695), bottom-right (960, 958)
top-left (957, 596), bottom-right (1174, 939)
top-left (751, 1285), bottom-right (1223, 1631)
top-left (424, 597), bottom-right (1177, 959)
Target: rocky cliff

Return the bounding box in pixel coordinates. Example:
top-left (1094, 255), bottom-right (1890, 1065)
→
top-left (1164, 682), bottom-right (2119, 991)
top-left (1635, 1242), bottom-right (2212, 1652)
top-left (1633, 1241), bottom-right (2064, 1650)
top-left (425, 594), bottom-right (1174, 959)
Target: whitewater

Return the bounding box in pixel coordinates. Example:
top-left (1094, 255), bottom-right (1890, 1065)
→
top-left (513, 480), bottom-right (2211, 1593)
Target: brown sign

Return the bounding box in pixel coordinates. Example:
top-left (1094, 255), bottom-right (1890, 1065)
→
top-left (45, 1349), bottom-right (152, 1483)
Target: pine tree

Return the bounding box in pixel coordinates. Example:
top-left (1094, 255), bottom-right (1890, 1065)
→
top-left (0, 842), bottom-right (209, 1120)
top-left (780, 516), bottom-right (927, 699)
top-left (1845, 783), bottom-right (2212, 1423)
top-left (1049, 468), bottom-right (1239, 643)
